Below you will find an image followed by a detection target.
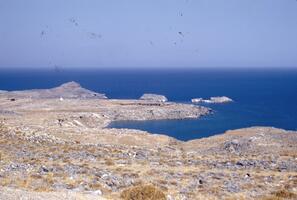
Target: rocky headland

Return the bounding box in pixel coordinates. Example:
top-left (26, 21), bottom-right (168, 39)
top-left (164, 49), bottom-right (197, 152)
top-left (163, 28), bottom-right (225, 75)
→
top-left (2, 81), bottom-right (107, 100)
top-left (0, 82), bottom-right (296, 200)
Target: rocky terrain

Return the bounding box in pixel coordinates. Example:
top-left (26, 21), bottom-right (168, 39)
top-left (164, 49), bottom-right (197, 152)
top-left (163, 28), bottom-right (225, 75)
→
top-left (0, 83), bottom-right (296, 200)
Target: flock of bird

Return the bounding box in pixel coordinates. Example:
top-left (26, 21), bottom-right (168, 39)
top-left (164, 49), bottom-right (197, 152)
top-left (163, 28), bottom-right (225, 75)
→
top-left (40, 13), bottom-right (186, 43)
top-left (40, 8), bottom-right (195, 72)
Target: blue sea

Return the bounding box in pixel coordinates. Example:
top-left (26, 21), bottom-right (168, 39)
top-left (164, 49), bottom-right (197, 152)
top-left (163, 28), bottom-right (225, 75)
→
top-left (0, 68), bottom-right (296, 141)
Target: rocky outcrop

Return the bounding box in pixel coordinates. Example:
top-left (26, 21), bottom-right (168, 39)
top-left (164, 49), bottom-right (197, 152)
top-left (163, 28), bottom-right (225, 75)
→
top-left (0, 81), bottom-right (107, 99)
top-left (191, 98), bottom-right (204, 103)
top-left (140, 94), bottom-right (168, 102)
top-left (192, 96), bottom-right (233, 103)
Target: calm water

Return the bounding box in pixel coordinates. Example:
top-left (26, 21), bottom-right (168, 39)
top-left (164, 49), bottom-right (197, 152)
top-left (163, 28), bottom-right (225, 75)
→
top-left (0, 68), bottom-right (297, 141)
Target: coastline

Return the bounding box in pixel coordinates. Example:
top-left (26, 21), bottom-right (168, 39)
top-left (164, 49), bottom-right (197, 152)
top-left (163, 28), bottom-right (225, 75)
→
top-left (0, 83), bottom-right (296, 199)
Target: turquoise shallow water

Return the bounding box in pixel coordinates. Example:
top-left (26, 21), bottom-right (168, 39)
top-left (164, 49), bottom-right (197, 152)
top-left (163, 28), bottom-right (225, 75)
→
top-left (0, 68), bottom-right (296, 141)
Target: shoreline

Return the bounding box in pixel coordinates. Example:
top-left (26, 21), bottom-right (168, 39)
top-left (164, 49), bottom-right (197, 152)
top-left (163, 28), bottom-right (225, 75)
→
top-left (0, 82), bottom-right (297, 199)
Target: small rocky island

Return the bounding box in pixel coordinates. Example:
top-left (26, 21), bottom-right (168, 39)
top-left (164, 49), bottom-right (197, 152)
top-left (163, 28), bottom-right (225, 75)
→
top-left (192, 96), bottom-right (233, 104)
top-left (140, 93), bottom-right (168, 102)
top-left (0, 82), bottom-right (296, 200)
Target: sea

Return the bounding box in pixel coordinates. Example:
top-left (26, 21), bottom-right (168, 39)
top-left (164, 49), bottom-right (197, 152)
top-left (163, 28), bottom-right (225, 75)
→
top-left (0, 68), bottom-right (296, 141)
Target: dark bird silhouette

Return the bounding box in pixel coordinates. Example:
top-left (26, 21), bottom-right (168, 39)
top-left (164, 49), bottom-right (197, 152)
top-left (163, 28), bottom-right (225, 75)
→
top-left (40, 31), bottom-right (46, 37)
top-left (89, 32), bottom-right (102, 39)
top-left (69, 18), bottom-right (78, 26)
top-left (178, 31), bottom-right (184, 37)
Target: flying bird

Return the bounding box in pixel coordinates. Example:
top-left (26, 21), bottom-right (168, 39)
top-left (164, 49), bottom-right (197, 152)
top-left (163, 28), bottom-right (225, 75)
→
top-left (88, 32), bottom-right (102, 39)
top-left (178, 31), bottom-right (184, 37)
top-left (40, 31), bottom-right (46, 37)
top-left (149, 41), bottom-right (154, 46)
top-left (69, 18), bottom-right (78, 26)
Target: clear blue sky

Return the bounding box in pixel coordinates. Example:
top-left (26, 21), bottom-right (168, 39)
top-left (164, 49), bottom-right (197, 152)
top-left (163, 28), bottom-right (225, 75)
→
top-left (0, 0), bottom-right (296, 68)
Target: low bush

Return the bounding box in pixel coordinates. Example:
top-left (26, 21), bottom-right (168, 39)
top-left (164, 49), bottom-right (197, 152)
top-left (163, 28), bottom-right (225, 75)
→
top-left (121, 185), bottom-right (166, 200)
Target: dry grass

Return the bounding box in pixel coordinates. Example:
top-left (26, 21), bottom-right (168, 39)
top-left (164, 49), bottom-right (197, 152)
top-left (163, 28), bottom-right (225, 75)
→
top-left (16, 178), bottom-right (31, 188)
top-left (0, 177), bottom-right (11, 187)
top-left (225, 196), bottom-right (246, 200)
top-left (261, 189), bottom-right (297, 200)
top-left (44, 173), bottom-right (55, 185)
top-left (272, 189), bottom-right (297, 199)
top-left (280, 150), bottom-right (297, 158)
top-left (88, 182), bottom-right (103, 190)
top-left (120, 185), bottom-right (166, 200)
top-left (105, 158), bottom-right (115, 166)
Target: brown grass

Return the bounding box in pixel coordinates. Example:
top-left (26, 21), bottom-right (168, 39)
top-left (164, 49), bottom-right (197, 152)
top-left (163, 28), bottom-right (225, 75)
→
top-left (89, 182), bottom-right (103, 190)
top-left (261, 189), bottom-right (297, 200)
top-left (272, 189), bottom-right (297, 199)
top-left (105, 158), bottom-right (115, 166)
top-left (44, 173), bottom-right (54, 185)
top-left (16, 178), bottom-right (30, 188)
top-left (280, 150), bottom-right (297, 158)
top-left (120, 185), bottom-right (166, 200)
top-left (0, 177), bottom-right (11, 187)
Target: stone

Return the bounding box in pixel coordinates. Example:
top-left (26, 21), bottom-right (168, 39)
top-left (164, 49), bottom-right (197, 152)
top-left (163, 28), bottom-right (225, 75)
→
top-left (90, 190), bottom-right (102, 196)
top-left (225, 182), bottom-right (240, 193)
top-left (223, 139), bottom-right (250, 154)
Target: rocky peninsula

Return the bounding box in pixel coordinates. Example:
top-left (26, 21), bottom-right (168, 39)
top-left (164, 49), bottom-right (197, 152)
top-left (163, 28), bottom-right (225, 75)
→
top-left (2, 81), bottom-right (108, 100)
top-left (0, 82), bottom-right (296, 200)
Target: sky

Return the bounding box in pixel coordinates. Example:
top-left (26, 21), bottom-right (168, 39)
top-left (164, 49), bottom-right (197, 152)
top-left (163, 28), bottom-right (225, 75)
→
top-left (0, 0), bottom-right (297, 69)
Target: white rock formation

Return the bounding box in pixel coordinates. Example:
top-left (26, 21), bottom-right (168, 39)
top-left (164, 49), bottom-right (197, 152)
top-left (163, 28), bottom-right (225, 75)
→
top-left (191, 98), bottom-right (204, 103)
top-left (192, 96), bottom-right (233, 104)
top-left (210, 96), bottom-right (233, 103)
